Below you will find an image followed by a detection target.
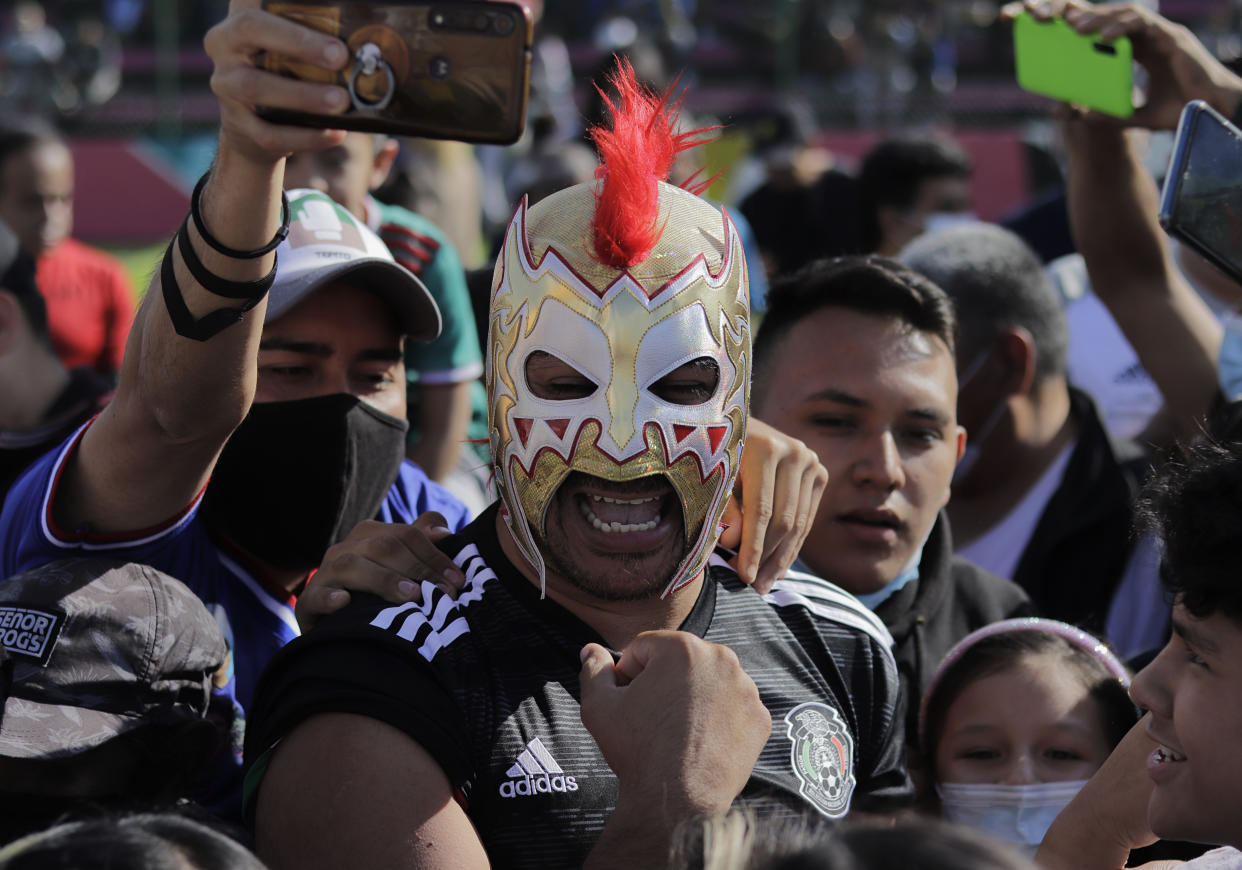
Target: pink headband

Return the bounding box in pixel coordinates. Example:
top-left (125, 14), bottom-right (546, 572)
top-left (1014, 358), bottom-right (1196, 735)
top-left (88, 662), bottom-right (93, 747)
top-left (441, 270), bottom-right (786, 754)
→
top-left (918, 617), bottom-right (1131, 748)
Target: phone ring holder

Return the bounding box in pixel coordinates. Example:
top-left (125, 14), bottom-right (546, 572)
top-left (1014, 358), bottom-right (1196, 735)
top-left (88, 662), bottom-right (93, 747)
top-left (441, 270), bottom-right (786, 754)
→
top-left (348, 42), bottom-right (395, 111)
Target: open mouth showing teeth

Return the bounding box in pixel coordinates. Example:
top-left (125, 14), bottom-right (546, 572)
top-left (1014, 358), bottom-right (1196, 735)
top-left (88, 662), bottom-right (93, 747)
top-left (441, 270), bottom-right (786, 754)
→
top-left (1154, 747), bottom-right (1187, 763)
top-left (578, 494), bottom-right (664, 534)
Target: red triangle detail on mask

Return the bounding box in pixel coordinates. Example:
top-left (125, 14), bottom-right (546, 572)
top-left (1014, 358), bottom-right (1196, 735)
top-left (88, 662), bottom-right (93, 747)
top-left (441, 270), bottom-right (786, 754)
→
top-left (673, 424), bottom-right (695, 444)
top-left (546, 418), bottom-right (570, 439)
top-left (706, 425), bottom-right (727, 453)
top-left (515, 417), bottom-right (533, 447)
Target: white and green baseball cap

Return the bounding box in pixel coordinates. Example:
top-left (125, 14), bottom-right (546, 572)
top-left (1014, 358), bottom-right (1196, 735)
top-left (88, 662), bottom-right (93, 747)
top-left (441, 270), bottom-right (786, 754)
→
top-left (266, 189), bottom-right (442, 342)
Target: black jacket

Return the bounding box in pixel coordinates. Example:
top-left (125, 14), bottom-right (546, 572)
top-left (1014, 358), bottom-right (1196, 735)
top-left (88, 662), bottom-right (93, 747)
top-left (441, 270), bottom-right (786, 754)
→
top-left (1011, 387), bottom-right (1151, 636)
top-left (874, 512), bottom-right (1035, 743)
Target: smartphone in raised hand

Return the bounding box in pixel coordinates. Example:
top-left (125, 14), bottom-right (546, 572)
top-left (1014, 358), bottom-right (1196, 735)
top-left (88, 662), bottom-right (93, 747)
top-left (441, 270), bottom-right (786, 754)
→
top-left (258, 0), bottom-right (532, 145)
top-left (1013, 11), bottom-right (1134, 118)
top-left (1160, 100), bottom-right (1242, 287)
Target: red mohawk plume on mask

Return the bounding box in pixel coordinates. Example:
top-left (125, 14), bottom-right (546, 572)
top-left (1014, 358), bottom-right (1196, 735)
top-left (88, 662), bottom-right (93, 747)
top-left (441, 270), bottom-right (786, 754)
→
top-left (588, 58), bottom-right (716, 268)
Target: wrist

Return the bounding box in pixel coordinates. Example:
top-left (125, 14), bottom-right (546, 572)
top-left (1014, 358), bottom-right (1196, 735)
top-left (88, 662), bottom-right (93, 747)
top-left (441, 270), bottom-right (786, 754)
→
top-left (1219, 80), bottom-right (1242, 129)
top-left (586, 796), bottom-right (696, 870)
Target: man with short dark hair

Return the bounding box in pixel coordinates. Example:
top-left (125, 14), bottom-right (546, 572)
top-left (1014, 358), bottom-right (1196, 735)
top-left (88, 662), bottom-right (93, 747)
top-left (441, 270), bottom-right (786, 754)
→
top-left (857, 136), bottom-right (973, 257)
top-left (752, 255), bottom-right (1031, 732)
top-left (284, 131), bottom-right (486, 487)
top-left (1038, 436), bottom-right (1242, 870)
top-left (900, 223), bottom-right (1158, 652)
top-left (1, 176), bottom-right (471, 816)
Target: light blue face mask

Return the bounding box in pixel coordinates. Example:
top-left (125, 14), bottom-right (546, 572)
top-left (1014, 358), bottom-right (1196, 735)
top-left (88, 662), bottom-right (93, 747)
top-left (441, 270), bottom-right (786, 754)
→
top-left (936, 780), bottom-right (1087, 853)
top-left (1217, 310), bottom-right (1242, 402)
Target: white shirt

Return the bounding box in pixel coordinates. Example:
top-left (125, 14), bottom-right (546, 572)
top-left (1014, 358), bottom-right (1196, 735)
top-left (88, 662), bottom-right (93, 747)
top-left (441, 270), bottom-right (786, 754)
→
top-left (959, 439), bottom-right (1076, 581)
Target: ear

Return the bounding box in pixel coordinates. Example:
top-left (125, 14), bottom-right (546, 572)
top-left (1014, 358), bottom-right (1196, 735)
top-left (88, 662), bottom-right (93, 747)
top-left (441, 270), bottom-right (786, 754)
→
top-left (368, 137), bottom-right (400, 192)
top-left (997, 326), bottom-right (1038, 397)
top-left (0, 290), bottom-right (23, 356)
top-left (953, 424), bottom-right (966, 463)
top-left (876, 205), bottom-right (908, 248)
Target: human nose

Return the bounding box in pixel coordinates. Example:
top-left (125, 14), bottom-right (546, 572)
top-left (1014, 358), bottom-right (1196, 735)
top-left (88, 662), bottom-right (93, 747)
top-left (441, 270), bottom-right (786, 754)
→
top-left (1000, 752), bottom-right (1039, 786)
top-left (323, 365), bottom-right (352, 397)
top-left (851, 431), bottom-right (905, 490)
top-left (302, 171), bottom-right (330, 194)
top-left (1129, 642), bottom-right (1174, 720)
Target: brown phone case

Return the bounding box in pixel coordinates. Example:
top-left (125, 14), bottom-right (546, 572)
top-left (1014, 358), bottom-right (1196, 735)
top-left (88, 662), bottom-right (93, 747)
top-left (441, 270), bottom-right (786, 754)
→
top-left (258, 0), bottom-right (532, 144)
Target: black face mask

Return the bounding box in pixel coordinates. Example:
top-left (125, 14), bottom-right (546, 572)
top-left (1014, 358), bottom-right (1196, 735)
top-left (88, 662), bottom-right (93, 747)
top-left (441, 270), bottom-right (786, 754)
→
top-left (202, 394), bottom-right (408, 575)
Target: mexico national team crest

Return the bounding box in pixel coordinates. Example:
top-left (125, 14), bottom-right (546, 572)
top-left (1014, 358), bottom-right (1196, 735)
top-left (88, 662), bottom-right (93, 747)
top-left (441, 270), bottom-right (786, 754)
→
top-left (784, 702), bottom-right (855, 818)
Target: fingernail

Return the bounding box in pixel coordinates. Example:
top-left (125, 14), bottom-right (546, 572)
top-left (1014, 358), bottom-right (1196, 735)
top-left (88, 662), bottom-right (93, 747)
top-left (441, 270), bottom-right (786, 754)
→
top-left (431, 526), bottom-right (451, 535)
top-left (324, 88), bottom-right (348, 111)
top-left (444, 569), bottom-right (463, 585)
top-left (398, 580), bottom-right (416, 599)
top-left (324, 41), bottom-right (347, 66)
top-left (580, 645), bottom-right (591, 663)
top-left (327, 589), bottom-right (348, 606)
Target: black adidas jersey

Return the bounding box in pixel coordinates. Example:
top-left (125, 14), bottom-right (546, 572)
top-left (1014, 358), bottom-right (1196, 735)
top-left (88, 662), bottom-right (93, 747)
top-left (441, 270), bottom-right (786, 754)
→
top-left (246, 505), bottom-right (912, 868)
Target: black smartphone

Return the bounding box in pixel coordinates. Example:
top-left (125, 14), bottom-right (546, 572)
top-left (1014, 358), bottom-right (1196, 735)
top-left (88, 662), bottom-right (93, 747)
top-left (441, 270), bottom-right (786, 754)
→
top-left (1159, 100), bottom-right (1242, 286)
top-left (258, 0), bottom-right (532, 145)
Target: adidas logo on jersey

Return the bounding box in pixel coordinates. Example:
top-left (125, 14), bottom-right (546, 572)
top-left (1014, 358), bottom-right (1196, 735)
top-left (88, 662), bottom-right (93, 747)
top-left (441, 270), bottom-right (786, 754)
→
top-left (499, 737), bottom-right (579, 798)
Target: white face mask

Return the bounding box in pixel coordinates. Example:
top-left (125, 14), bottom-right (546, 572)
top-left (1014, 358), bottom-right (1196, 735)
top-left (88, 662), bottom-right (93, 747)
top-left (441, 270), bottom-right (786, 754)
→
top-left (936, 780), bottom-right (1087, 853)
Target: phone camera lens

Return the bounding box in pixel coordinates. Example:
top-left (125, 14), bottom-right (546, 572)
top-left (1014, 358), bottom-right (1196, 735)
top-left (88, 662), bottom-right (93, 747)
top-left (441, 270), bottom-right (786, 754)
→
top-left (431, 12), bottom-right (444, 27)
top-left (429, 56), bottom-right (450, 80)
top-left (493, 13), bottom-right (515, 35)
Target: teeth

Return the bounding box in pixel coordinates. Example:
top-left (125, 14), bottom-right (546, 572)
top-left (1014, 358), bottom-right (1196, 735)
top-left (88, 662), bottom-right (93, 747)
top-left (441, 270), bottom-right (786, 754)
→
top-left (590, 495), bottom-right (660, 505)
top-left (1154, 747), bottom-right (1186, 763)
top-left (580, 499), bottom-right (660, 533)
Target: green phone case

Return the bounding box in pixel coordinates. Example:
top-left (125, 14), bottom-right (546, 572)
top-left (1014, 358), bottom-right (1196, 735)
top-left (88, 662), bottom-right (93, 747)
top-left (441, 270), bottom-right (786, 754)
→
top-left (1013, 12), bottom-right (1133, 118)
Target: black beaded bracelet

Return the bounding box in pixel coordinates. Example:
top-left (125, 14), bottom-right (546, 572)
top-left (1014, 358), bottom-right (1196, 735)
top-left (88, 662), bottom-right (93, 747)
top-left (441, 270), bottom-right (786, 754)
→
top-left (190, 172), bottom-right (291, 260)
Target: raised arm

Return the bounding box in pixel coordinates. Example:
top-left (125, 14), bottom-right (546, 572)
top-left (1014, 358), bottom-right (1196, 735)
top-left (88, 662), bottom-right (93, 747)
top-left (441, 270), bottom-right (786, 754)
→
top-left (999, 0), bottom-right (1242, 437)
top-left (56, 1), bottom-right (350, 534)
top-left (1063, 117), bottom-right (1222, 437)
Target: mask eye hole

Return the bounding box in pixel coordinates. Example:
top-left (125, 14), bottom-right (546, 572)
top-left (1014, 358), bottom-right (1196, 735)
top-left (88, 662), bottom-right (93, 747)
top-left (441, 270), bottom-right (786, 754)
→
top-left (650, 357), bottom-right (719, 406)
top-left (525, 350), bottom-right (597, 401)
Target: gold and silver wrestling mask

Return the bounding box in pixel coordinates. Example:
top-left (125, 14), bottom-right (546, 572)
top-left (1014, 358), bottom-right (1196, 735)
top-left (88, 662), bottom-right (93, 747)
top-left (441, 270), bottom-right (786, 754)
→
top-left (486, 180), bottom-right (750, 597)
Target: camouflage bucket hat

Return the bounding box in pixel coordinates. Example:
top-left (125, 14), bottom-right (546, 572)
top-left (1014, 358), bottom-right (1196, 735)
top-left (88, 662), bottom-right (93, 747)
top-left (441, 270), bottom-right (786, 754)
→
top-left (0, 558), bottom-right (227, 760)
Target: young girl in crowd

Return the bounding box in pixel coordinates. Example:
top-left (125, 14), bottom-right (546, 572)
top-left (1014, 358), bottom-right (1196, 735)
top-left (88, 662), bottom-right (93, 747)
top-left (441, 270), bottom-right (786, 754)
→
top-left (918, 618), bottom-right (1138, 854)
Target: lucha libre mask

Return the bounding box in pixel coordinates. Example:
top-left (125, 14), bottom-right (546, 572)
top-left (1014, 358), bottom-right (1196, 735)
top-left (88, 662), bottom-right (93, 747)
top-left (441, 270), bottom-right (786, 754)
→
top-left (487, 170), bottom-right (750, 597)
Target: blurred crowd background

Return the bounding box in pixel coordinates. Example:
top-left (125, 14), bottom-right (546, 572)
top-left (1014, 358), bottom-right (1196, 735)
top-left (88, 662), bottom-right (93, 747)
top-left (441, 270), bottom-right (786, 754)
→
top-left (4, 0), bottom-right (1240, 286)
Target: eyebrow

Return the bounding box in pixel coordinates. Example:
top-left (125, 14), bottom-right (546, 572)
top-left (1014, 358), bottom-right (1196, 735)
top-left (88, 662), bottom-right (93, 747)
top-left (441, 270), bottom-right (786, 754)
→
top-left (260, 339), bottom-right (332, 357)
top-left (803, 388), bottom-right (951, 425)
top-left (359, 348), bottom-right (403, 363)
top-left (805, 388), bottom-right (869, 408)
top-left (1172, 615), bottom-right (1220, 654)
top-left (259, 339), bottom-right (402, 364)
top-left (907, 407), bottom-right (952, 426)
